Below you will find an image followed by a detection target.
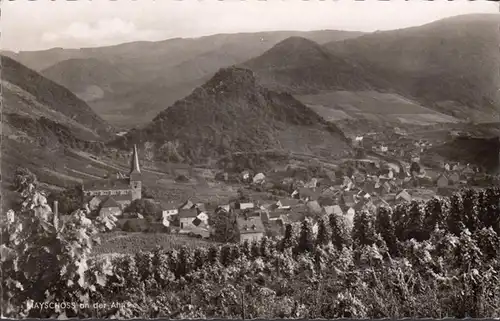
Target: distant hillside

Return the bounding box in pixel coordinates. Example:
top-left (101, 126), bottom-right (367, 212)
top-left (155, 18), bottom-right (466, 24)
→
top-left (326, 14), bottom-right (500, 122)
top-left (243, 36), bottom-right (387, 94)
top-left (6, 30), bottom-right (364, 129)
top-left (41, 58), bottom-right (136, 102)
top-left (1, 55), bottom-right (114, 140)
top-left (112, 67), bottom-right (352, 164)
top-left (430, 136), bottom-right (500, 173)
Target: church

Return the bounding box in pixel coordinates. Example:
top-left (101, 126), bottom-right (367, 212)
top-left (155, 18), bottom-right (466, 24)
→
top-left (82, 145), bottom-right (142, 209)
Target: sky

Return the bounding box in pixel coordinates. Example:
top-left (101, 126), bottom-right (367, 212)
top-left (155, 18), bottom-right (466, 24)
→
top-left (2, 0), bottom-right (499, 52)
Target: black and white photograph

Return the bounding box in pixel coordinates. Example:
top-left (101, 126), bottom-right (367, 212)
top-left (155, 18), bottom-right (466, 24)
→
top-left (1, 0), bottom-right (500, 318)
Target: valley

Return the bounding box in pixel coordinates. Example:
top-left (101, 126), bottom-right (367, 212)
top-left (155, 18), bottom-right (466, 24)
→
top-left (2, 10), bottom-right (500, 319)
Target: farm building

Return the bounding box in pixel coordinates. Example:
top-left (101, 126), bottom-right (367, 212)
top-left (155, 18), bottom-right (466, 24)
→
top-left (235, 202), bottom-right (255, 210)
top-left (238, 216), bottom-right (265, 243)
top-left (179, 208), bottom-right (199, 229)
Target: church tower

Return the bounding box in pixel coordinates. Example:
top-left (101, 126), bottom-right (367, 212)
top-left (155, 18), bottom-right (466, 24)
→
top-left (129, 144), bottom-right (142, 201)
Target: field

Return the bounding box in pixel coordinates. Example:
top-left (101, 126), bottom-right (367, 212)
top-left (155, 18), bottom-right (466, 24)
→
top-left (93, 231), bottom-right (218, 255)
top-left (297, 91), bottom-right (461, 125)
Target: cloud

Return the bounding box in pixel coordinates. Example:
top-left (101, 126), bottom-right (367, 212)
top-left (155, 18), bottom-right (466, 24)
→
top-left (41, 18), bottom-right (164, 47)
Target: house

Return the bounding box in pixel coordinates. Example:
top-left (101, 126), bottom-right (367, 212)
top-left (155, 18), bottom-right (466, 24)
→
top-left (317, 194), bottom-right (337, 207)
top-left (342, 192), bottom-right (356, 208)
top-left (99, 197), bottom-right (122, 217)
top-left (324, 205), bottom-right (343, 216)
top-left (235, 202), bottom-right (255, 210)
top-left (306, 200), bottom-right (322, 214)
top-left (179, 200), bottom-right (195, 210)
top-left (178, 208), bottom-right (199, 229)
top-left (162, 205), bottom-right (179, 217)
top-left (268, 210), bottom-right (287, 222)
top-left (448, 172), bottom-right (460, 185)
top-left (82, 145), bottom-right (142, 207)
top-left (238, 216), bottom-right (265, 243)
top-left (396, 190), bottom-right (412, 202)
top-left (190, 218), bottom-right (210, 238)
top-left (241, 170), bottom-right (251, 181)
top-left (293, 187), bottom-right (320, 202)
top-left (253, 173), bottom-right (266, 184)
top-left (304, 178), bottom-right (318, 188)
top-left (437, 174), bottom-right (449, 188)
top-left (321, 186), bottom-right (338, 197)
top-left (276, 198), bottom-right (300, 210)
top-left (217, 204), bottom-right (231, 212)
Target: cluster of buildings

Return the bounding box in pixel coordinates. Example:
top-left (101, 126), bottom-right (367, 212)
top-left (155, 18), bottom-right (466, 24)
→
top-left (78, 143), bottom-right (488, 245)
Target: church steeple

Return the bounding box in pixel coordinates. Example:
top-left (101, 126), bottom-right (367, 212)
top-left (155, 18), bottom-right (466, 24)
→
top-left (129, 144), bottom-right (142, 201)
top-left (130, 144), bottom-right (141, 176)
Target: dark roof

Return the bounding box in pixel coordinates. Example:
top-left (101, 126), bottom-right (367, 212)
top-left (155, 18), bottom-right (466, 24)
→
top-left (279, 198), bottom-right (300, 207)
top-left (192, 217), bottom-right (202, 227)
top-left (180, 200), bottom-right (195, 210)
top-left (83, 178), bottom-right (130, 191)
top-left (179, 208), bottom-right (198, 218)
top-left (237, 216), bottom-right (265, 234)
top-left (100, 197), bottom-right (120, 209)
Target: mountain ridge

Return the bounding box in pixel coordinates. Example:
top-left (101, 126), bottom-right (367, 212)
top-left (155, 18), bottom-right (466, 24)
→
top-left (113, 66), bottom-right (352, 164)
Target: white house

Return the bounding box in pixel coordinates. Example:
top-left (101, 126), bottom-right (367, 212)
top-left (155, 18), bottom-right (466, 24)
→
top-left (253, 173), bottom-right (266, 184)
top-left (162, 206), bottom-right (178, 217)
top-left (235, 202), bottom-right (255, 210)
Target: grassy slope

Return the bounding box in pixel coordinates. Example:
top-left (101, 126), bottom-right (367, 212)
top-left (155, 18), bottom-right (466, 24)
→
top-left (296, 91), bottom-right (461, 126)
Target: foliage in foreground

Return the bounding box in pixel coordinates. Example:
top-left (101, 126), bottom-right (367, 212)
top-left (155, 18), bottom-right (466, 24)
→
top-left (1, 171), bottom-right (499, 319)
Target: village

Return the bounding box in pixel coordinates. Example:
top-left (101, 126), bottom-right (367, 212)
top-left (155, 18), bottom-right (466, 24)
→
top-left (82, 141), bottom-right (491, 246)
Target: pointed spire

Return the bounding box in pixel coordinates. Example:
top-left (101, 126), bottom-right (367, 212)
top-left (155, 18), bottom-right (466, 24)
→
top-left (130, 144), bottom-right (141, 175)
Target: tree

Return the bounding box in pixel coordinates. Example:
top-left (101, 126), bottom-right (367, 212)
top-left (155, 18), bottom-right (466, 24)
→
top-left (374, 207), bottom-right (398, 256)
top-left (447, 194), bottom-right (465, 236)
top-left (124, 199), bottom-right (161, 218)
top-left (352, 210), bottom-right (376, 248)
top-left (423, 198), bottom-right (446, 236)
top-left (209, 208), bottom-right (240, 243)
top-left (296, 219), bottom-right (314, 253)
top-left (316, 218), bottom-right (331, 247)
top-left (403, 201), bottom-right (426, 241)
top-left (12, 167), bottom-right (37, 192)
top-left (280, 224), bottom-right (296, 251)
top-left (329, 214), bottom-right (350, 250)
top-left (47, 185), bottom-right (82, 215)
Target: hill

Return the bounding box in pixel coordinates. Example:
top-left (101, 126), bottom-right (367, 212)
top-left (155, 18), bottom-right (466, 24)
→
top-left (430, 136), bottom-right (500, 173)
top-left (3, 30), bottom-right (364, 129)
top-left (1, 55), bottom-right (114, 139)
top-left (1, 56), bottom-right (115, 210)
top-left (112, 67), bottom-right (352, 164)
top-left (40, 58), bottom-right (136, 102)
top-left (242, 36), bottom-right (387, 94)
top-left (326, 14), bottom-right (500, 122)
